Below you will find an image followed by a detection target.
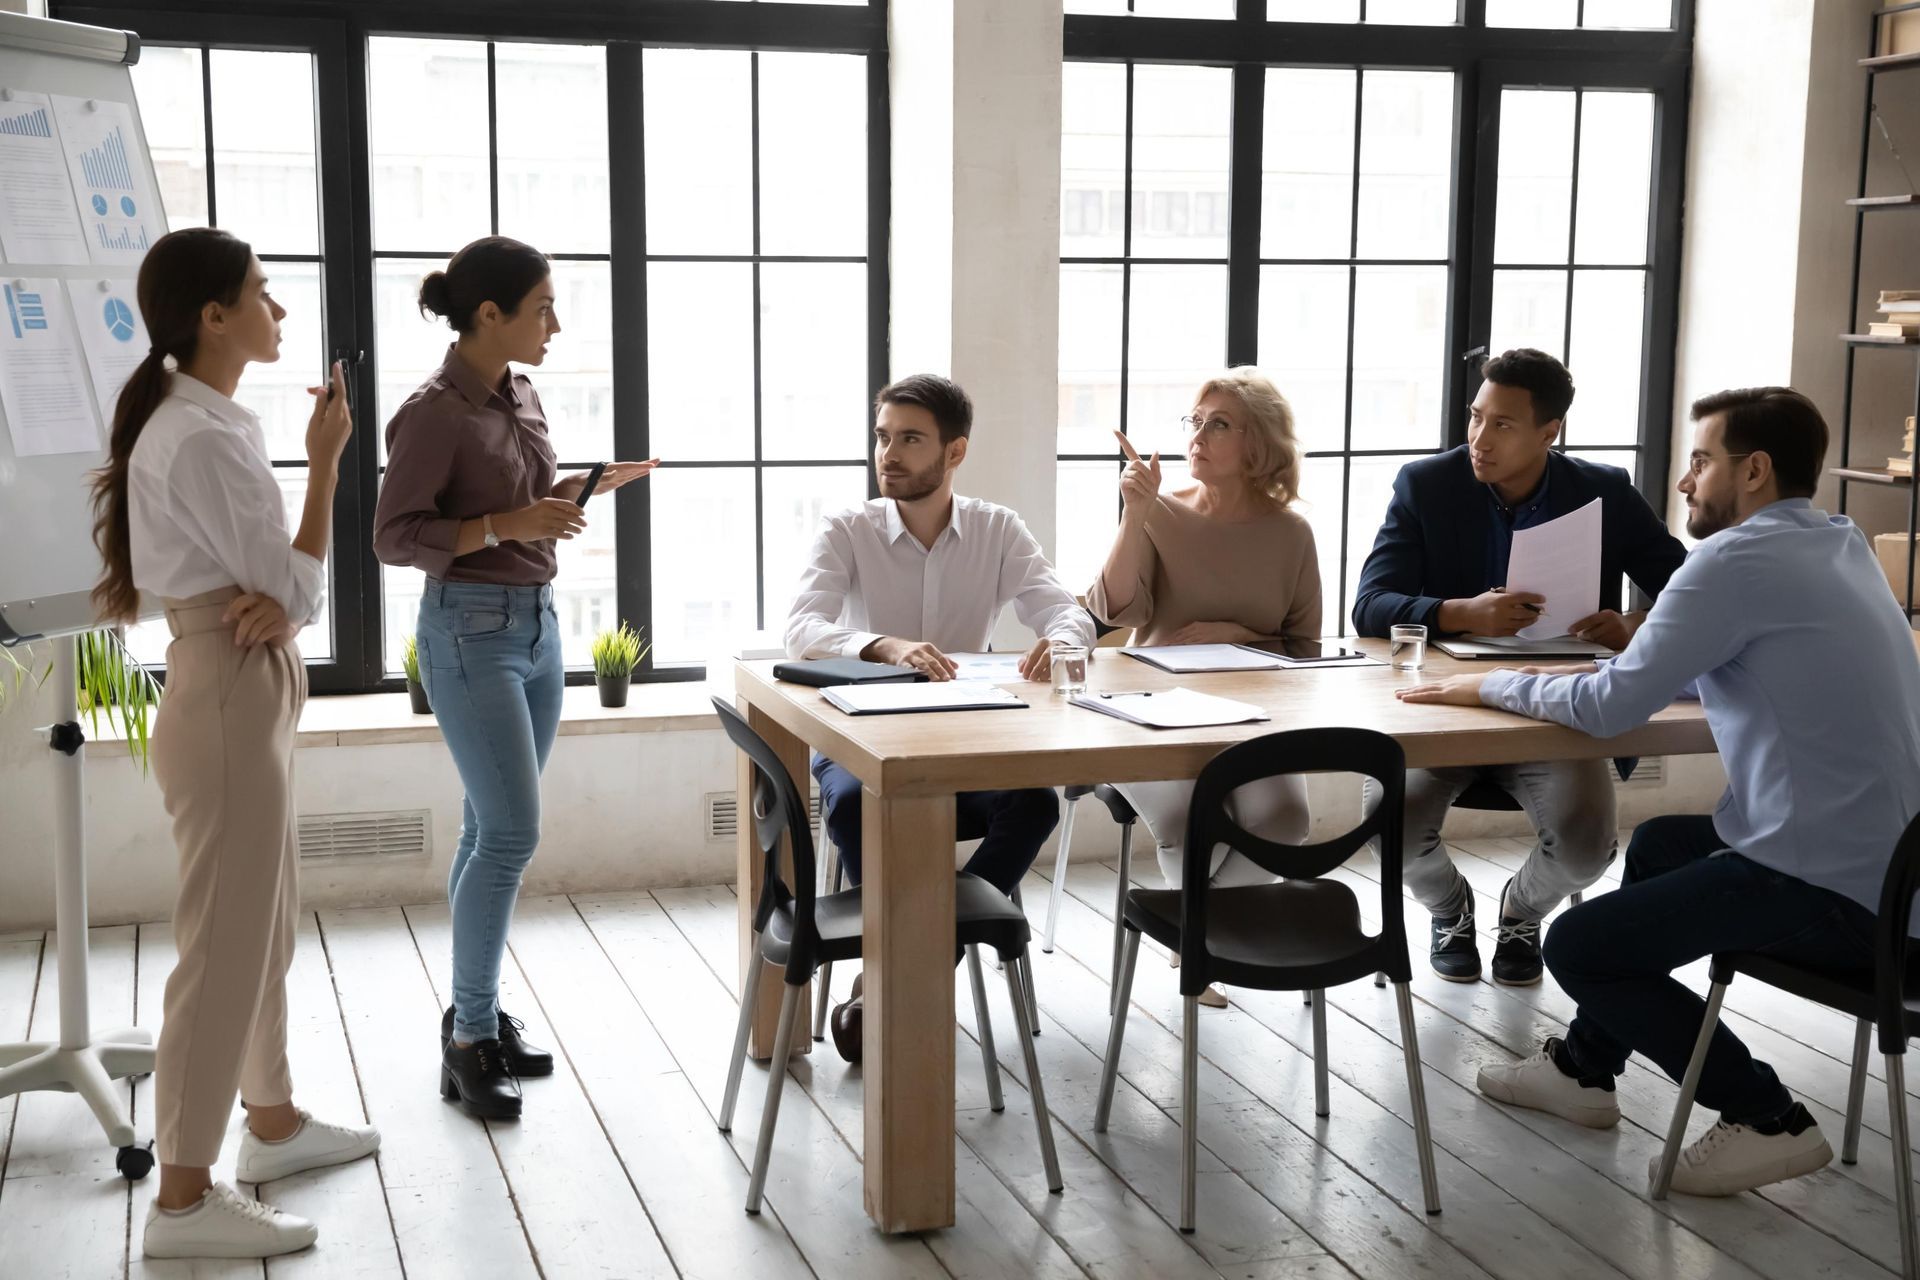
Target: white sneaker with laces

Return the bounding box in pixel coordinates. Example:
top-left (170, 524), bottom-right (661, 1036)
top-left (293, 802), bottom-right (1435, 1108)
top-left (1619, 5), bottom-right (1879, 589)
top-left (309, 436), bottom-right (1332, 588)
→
top-left (236, 1109), bottom-right (381, 1184)
top-left (1652, 1105), bottom-right (1832, 1196)
top-left (143, 1182), bottom-right (317, 1259)
top-left (1476, 1037), bottom-right (1621, 1128)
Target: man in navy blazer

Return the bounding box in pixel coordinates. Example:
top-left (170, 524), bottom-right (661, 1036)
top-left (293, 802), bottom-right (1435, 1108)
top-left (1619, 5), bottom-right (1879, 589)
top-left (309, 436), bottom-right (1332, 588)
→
top-left (1353, 348), bottom-right (1687, 987)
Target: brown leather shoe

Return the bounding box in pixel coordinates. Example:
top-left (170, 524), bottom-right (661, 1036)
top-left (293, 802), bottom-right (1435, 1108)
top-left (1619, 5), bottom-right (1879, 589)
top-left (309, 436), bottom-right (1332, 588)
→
top-left (830, 972), bottom-right (863, 1063)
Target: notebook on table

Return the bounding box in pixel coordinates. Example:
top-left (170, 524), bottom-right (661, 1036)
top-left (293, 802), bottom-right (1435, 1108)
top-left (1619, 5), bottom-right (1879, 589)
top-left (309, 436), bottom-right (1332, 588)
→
top-left (822, 680), bottom-right (1028, 716)
top-left (1069, 687), bottom-right (1269, 729)
top-left (1432, 636), bottom-right (1614, 661)
top-left (772, 658), bottom-right (926, 687)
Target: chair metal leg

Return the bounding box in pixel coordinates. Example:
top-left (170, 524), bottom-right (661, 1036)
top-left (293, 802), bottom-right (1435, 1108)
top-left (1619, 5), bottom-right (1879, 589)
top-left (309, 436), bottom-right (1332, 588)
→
top-left (1110, 822), bottom-right (1134, 1017)
top-left (1009, 882), bottom-right (1040, 1034)
top-left (1043, 796), bottom-right (1078, 953)
top-left (1004, 958), bottom-right (1063, 1192)
top-left (1310, 989), bottom-right (1330, 1119)
top-left (1094, 928), bottom-right (1141, 1133)
top-left (1843, 1017), bottom-right (1871, 1165)
top-left (811, 849), bottom-right (845, 1041)
top-left (720, 937), bottom-right (766, 1132)
top-left (1180, 993), bottom-right (1199, 1234)
top-left (967, 945), bottom-right (1004, 1112)
top-left (744, 983), bottom-right (802, 1215)
top-left (1652, 979), bottom-right (1728, 1201)
top-left (1373, 971), bottom-right (1386, 988)
top-left (1303, 990), bottom-right (1312, 1006)
top-left (1570, 890), bottom-right (1584, 907)
top-left (1394, 981), bottom-right (1442, 1216)
top-left (1890, 1053), bottom-right (1919, 1280)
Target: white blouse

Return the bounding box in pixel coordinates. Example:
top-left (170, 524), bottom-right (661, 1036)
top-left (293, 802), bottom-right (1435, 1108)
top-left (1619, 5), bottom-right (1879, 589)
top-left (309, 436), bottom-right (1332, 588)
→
top-left (127, 373), bottom-right (326, 625)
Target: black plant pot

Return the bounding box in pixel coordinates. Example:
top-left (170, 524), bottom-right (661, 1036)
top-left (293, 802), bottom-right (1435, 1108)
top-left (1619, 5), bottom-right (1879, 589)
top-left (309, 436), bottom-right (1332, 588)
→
top-left (597, 672), bottom-right (631, 708)
top-left (407, 678), bottom-right (432, 715)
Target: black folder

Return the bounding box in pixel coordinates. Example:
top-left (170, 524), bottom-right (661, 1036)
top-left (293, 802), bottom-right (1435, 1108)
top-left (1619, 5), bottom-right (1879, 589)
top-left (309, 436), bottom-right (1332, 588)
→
top-left (770, 658), bottom-right (928, 688)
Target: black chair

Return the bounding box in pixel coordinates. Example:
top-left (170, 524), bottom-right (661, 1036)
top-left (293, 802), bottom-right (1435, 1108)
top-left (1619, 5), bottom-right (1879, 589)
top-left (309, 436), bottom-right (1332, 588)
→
top-left (1652, 810), bottom-right (1920, 1276)
top-left (711, 698), bottom-right (1062, 1213)
top-left (1094, 727), bottom-right (1442, 1232)
top-left (1045, 784), bottom-right (1139, 1015)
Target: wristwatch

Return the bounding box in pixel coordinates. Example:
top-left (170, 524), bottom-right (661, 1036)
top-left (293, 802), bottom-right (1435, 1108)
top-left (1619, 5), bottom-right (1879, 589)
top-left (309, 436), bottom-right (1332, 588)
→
top-left (482, 513), bottom-right (500, 549)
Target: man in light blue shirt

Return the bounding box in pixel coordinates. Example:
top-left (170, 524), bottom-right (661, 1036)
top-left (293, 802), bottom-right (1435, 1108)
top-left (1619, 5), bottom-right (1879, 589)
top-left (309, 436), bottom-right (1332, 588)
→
top-left (1398, 386), bottom-right (1920, 1199)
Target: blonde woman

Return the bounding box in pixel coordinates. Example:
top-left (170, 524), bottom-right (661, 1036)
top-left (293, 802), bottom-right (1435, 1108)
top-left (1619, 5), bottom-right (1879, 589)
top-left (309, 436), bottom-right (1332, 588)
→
top-left (1086, 367), bottom-right (1321, 1006)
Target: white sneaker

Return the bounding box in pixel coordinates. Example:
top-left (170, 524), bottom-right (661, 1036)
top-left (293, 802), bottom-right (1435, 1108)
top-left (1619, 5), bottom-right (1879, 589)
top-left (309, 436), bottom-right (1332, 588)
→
top-left (1476, 1037), bottom-right (1622, 1129)
top-left (236, 1109), bottom-right (381, 1184)
top-left (1652, 1103), bottom-right (1833, 1196)
top-left (143, 1182), bottom-right (317, 1259)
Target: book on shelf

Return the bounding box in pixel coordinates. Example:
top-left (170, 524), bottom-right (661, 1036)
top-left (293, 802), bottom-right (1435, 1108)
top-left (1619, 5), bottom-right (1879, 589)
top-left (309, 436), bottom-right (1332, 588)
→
top-left (1879, 289), bottom-right (1920, 305)
top-left (1870, 322), bottom-right (1920, 338)
top-left (1889, 456), bottom-right (1913, 475)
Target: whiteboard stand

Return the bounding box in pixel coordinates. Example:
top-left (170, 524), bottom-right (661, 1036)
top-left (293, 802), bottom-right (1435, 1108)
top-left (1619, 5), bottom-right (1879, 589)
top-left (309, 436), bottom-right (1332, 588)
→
top-left (0, 633), bottom-right (156, 1180)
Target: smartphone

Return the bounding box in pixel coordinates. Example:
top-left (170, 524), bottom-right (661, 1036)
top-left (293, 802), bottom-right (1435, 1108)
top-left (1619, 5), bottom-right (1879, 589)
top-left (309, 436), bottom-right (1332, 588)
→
top-left (1246, 638), bottom-right (1365, 664)
top-left (327, 350), bottom-right (359, 404)
top-left (574, 462), bottom-right (608, 508)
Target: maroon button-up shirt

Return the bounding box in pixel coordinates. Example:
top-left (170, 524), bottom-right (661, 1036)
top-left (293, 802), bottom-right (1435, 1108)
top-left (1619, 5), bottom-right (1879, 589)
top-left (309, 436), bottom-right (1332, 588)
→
top-left (373, 345), bottom-right (559, 586)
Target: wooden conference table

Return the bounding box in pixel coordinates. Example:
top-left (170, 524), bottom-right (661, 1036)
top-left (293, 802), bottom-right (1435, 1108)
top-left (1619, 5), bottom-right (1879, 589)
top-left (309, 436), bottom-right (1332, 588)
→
top-left (730, 639), bottom-right (1715, 1233)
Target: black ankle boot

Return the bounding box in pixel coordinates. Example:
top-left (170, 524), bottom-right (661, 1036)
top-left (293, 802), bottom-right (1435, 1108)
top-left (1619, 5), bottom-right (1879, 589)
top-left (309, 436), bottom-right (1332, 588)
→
top-left (441, 1006), bottom-right (554, 1078)
top-left (441, 1039), bottom-right (522, 1119)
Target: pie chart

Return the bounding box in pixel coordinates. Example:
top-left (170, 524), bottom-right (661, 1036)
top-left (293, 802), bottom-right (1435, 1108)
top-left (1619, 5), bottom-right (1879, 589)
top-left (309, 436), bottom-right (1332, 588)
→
top-left (90, 194), bottom-right (107, 215)
top-left (120, 196), bottom-right (136, 216)
top-left (103, 296), bottom-right (136, 343)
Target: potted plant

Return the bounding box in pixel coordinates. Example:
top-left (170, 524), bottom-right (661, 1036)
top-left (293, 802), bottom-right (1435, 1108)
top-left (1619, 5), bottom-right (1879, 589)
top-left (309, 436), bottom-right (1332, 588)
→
top-left (4, 630), bottom-right (162, 775)
top-left (402, 635), bottom-right (431, 714)
top-left (591, 622), bottom-right (647, 708)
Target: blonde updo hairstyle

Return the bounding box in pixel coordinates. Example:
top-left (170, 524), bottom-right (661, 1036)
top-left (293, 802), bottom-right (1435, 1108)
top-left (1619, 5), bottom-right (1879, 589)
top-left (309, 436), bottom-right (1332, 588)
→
top-left (1195, 366), bottom-right (1301, 506)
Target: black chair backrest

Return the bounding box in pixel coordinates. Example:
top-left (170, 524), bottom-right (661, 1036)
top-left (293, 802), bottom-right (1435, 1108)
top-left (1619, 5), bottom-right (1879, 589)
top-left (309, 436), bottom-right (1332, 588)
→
top-left (710, 697), bottom-right (821, 984)
top-left (1873, 808), bottom-right (1920, 1052)
top-left (1180, 726), bottom-right (1407, 962)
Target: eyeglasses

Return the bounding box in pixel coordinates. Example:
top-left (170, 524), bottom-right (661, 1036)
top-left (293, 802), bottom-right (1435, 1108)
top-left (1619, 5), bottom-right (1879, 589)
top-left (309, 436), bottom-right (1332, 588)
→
top-left (1179, 414), bottom-right (1241, 440)
top-left (1687, 451), bottom-right (1754, 477)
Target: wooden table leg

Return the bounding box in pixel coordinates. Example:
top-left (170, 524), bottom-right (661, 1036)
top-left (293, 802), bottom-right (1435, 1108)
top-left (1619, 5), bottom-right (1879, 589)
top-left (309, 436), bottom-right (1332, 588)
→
top-left (862, 788), bottom-right (957, 1233)
top-left (736, 702), bottom-right (812, 1061)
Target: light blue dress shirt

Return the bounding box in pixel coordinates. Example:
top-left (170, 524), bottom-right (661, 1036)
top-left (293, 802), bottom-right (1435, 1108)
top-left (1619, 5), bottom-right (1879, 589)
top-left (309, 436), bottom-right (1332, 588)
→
top-left (1481, 499), bottom-right (1920, 917)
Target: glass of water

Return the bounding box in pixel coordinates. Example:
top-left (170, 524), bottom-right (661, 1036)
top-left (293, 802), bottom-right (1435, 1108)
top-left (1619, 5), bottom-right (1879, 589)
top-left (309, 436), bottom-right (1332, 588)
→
top-left (1390, 624), bottom-right (1427, 672)
top-left (1051, 644), bottom-right (1089, 695)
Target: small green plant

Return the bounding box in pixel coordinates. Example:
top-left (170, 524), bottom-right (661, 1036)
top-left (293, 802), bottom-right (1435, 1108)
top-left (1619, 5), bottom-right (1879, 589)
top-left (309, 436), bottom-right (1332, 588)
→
top-left (402, 634), bottom-right (422, 683)
top-left (76, 629), bottom-right (162, 775)
top-left (0, 642), bottom-right (50, 712)
top-left (591, 622), bottom-right (649, 678)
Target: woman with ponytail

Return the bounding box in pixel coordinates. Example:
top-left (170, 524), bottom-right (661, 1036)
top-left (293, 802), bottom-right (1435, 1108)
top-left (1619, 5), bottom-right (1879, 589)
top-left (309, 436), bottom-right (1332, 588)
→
top-left (93, 227), bottom-right (379, 1260)
top-left (373, 236), bottom-right (654, 1120)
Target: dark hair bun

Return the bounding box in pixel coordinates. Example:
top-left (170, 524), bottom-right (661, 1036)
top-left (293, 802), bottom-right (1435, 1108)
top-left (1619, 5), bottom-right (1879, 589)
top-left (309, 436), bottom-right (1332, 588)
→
top-left (418, 271), bottom-right (452, 319)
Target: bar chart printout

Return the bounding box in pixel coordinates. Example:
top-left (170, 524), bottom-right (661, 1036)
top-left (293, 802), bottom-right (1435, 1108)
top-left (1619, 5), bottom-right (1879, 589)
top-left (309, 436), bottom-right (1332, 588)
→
top-left (0, 279), bottom-right (98, 457)
top-left (51, 94), bottom-right (160, 266)
top-left (0, 87), bottom-right (88, 264)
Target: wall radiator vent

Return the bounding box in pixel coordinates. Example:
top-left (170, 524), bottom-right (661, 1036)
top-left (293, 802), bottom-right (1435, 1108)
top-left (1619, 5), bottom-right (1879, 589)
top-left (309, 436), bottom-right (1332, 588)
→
top-left (298, 809), bottom-right (430, 861)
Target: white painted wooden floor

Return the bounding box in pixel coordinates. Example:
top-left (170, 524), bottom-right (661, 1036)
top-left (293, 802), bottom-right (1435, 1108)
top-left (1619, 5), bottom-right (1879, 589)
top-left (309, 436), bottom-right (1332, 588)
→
top-left (0, 837), bottom-right (1910, 1279)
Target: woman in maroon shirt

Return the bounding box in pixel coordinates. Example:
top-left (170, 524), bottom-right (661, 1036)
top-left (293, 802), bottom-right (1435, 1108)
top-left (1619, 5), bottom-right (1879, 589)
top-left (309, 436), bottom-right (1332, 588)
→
top-left (373, 236), bottom-right (653, 1119)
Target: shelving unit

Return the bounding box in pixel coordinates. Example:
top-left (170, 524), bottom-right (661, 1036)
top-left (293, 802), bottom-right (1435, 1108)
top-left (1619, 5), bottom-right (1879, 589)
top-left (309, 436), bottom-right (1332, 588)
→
top-left (1835, 2), bottom-right (1920, 618)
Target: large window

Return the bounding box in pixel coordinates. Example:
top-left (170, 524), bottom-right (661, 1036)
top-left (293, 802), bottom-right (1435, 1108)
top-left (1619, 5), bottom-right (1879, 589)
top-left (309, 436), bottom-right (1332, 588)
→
top-left (63, 1), bottom-right (886, 690)
top-left (1059, 0), bottom-right (1689, 633)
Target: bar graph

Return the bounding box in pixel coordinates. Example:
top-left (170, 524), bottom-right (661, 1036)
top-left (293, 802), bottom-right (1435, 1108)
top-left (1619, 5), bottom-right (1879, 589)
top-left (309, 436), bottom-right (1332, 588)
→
top-left (78, 125), bottom-right (134, 191)
top-left (93, 224), bottom-right (149, 253)
top-left (0, 107), bottom-right (52, 139)
top-left (3, 286), bottom-right (49, 341)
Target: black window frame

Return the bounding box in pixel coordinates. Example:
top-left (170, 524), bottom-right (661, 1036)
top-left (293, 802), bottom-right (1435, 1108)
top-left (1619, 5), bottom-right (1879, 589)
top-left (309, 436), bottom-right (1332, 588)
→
top-left (1061, 0), bottom-right (1692, 633)
top-left (58, 0), bottom-right (890, 693)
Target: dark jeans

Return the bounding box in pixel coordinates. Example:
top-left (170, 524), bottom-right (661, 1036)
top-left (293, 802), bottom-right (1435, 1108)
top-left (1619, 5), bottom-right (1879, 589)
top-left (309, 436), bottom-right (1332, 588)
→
top-left (811, 754), bottom-right (1057, 897)
top-left (1545, 814), bottom-right (1877, 1126)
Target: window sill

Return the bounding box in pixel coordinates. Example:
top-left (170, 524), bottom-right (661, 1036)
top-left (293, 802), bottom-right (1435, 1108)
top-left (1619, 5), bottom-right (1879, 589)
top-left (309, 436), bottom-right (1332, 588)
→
top-left (84, 681), bottom-right (723, 759)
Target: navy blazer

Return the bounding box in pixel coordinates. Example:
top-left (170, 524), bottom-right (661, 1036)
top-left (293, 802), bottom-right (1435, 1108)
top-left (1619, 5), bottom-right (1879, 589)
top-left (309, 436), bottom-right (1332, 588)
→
top-left (1351, 445), bottom-right (1687, 638)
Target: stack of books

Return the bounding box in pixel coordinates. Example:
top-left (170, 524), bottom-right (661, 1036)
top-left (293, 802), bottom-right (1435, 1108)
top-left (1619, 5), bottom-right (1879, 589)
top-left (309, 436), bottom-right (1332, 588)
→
top-left (1891, 416), bottom-right (1916, 476)
top-left (1870, 290), bottom-right (1920, 339)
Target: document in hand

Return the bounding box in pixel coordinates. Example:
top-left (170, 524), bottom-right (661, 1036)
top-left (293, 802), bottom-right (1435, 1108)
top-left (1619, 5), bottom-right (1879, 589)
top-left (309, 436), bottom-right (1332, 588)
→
top-left (1120, 644), bottom-right (1286, 673)
top-left (1505, 496), bottom-right (1602, 640)
top-left (1069, 687), bottom-right (1270, 729)
top-left (822, 680), bottom-right (1027, 716)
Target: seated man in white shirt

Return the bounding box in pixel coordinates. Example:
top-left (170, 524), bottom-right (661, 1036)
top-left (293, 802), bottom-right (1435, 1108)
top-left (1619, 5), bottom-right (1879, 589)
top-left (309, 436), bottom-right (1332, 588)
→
top-left (787, 374), bottom-right (1095, 1057)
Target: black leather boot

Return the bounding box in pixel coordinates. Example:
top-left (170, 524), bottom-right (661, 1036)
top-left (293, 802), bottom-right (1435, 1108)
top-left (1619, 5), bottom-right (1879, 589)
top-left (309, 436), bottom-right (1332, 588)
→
top-left (441, 1039), bottom-right (522, 1119)
top-left (442, 1005), bottom-right (554, 1077)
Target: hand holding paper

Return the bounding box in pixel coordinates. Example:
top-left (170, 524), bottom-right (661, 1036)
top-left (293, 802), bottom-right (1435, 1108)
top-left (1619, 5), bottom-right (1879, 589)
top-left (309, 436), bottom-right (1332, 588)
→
top-left (1504, 497), bottom-right (1603, 641)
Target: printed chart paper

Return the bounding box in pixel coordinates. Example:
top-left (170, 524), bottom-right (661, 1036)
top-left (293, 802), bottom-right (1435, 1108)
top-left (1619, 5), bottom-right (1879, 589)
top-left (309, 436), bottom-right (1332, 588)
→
top-left (52, 95), bottom-right (162, 265)
top-left (65, 277), bottom-right (148, 422)
top-left (0, 279), bottom-right (98, 456)
top-left (0, 89), bottom-right (88, 264)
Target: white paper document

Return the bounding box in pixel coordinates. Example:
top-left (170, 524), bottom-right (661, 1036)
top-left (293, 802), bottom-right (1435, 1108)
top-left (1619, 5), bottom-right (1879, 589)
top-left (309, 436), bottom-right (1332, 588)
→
top-left (1122, 644), bottom-right (1284, 673)
top-left (823, 680), bottom-right (1026, 715)
top-left (1071, 687), bottom-right (1269, 729)
top-left (0, 278), bottom-right (99, 456)
top-left (66, 277), bottom-right (148, 419)
top-left (0, 90), bottom-right (89, 264)
top-left (1504, 496), bottom-right (1603, 640)
top-left (945, 651), bottom-right (1027, 682)
top-left (52, 95), bottom-right (162, 264)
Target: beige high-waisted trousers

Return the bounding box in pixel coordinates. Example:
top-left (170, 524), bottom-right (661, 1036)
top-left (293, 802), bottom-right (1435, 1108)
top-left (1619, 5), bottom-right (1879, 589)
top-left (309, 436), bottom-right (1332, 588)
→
top-left (150, 586), bottom-right (306, 1167)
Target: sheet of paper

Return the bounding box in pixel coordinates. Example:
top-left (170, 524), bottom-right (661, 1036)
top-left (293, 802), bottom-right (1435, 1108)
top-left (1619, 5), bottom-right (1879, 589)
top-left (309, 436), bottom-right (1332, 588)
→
top-left (824, 680), bottom-right (1025, 714)
top-left (1505, 496), bottom-right (1602, 641)
top-left (0, 278), bottom-right (99, 456)
top-left (1071, 687), bottom-right (1269, 729)
top-left (945, 651), bottom-right (1026, 682)
top-left (0, 90), bottom-right (89, 264)
top-left (1121, 644), bottom-right (1284, 673)
top-left (65, 277), bottom-right (148, 419)
top-left (52, 95), bottom-right (162, 264)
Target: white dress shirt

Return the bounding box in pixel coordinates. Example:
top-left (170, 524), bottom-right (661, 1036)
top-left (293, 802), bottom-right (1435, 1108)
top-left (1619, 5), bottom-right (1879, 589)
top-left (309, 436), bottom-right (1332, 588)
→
top-left (127, 373), bottom-right (326, 625)
top-left (786, 495), bottom-right (1094, 659)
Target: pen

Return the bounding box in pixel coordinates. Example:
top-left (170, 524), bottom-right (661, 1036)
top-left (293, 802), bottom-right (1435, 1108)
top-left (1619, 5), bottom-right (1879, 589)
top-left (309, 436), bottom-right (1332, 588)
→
top-left (1097, 690), bottom-right (1153, 698)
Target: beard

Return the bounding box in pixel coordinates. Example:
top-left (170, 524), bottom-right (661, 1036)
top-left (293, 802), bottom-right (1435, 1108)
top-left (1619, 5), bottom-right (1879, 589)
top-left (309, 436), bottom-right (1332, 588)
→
top-left (879, 457), bottom-right (947, 502)
top-left (1685, 494), bottom-right (1736, 540)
